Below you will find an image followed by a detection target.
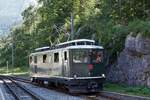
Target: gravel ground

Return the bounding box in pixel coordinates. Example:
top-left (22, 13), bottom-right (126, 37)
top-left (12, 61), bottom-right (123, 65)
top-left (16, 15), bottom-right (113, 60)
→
top-left (18, 81), bottom-right (85, 100)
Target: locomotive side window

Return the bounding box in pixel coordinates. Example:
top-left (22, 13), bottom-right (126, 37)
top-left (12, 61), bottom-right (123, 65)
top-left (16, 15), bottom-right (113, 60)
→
top-left (29, 56), bottom-right (32, 63)
top-left (34, 56), bottom-right (37, 63)
top-left (43, 54), bottom-right (47, 63)
top-left (64, 51), bottom-right (67, 60)
top-left (54, 52), bottom-right (59, 63)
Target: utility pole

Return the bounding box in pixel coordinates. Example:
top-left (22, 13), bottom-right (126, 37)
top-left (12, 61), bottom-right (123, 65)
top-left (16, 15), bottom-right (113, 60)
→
top-left (11, 32), bottom-right (14, 75)
top-left (71, 13), bottom-right (74, 40)
top-left (119, 0), bottom-right (122, 21)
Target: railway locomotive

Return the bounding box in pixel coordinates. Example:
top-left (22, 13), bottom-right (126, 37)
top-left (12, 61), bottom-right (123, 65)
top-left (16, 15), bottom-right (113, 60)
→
top-left (29, 39), bottom-right (105, 93)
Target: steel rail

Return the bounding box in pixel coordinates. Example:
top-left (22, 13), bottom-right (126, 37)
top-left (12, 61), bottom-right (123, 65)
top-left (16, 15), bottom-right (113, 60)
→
top-left (0, 76), bottom-right (45, 100)
top-left (10, 76), bottom-right (31, 83)
top-left (0, 77), bottom-right (21, 100)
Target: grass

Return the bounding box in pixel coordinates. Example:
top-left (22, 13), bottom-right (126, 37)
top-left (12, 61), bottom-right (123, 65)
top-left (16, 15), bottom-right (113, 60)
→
top-left (104, 83), bottom-right (150, 97)
top-left (0, 66), bottom-right (29, 77)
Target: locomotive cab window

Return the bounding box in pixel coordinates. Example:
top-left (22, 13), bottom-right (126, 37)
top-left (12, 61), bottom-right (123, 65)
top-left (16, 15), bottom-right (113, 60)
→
top-left (43, 54), bottom-right (47, 63)
top-left (54, 52), bottom-right (59, 63)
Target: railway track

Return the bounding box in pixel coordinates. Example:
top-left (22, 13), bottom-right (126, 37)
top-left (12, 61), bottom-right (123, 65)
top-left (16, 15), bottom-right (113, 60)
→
top-left (7, 76), bottom-right (117, 100)
top-left (9, 76), bottom-right (31, 84)
top-left (0, 76), bottom-right (44, 100)
top-left (2, 76), bottom-right (150, 100)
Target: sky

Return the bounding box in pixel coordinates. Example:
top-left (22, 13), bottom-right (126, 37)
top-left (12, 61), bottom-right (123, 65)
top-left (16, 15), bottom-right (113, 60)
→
top-left (0, 0), bottom-right (36, 18)
top-left (0, 0), bottom-right (37, 35)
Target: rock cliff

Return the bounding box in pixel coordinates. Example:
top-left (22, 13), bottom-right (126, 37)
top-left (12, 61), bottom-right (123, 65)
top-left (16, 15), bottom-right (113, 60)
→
top-left (107, 34), bottom-right (150, 87)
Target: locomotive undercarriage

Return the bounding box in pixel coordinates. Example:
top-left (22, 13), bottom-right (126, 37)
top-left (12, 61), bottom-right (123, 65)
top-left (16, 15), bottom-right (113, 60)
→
top-left (31, 76), bottom-right (105, 93)
top-left (67, 78), bottom-right (105, 93)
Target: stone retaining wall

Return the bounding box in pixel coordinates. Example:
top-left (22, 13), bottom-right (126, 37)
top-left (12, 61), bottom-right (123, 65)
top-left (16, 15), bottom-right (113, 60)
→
top-left (107, 34), bottom-right (150, 87)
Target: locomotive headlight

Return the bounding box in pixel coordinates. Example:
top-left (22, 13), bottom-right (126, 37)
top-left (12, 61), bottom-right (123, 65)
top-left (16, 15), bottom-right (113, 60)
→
top-left (30, 78), bottom-right (33, 82)
top-left (102, 74), bottom-right (105, 78)
top-left (44, 81), bottom-right (49, 85)
top-left (74, 74), bottom-right (77, 79)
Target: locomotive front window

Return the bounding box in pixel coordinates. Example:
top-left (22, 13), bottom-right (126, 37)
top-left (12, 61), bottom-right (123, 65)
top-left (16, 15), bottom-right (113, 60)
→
top-left (90, 50), bottom-right (103, 63)
top-left (73, 50), bottom-right (90, 63)
top-left (72, 49), bottom-right (103, 64)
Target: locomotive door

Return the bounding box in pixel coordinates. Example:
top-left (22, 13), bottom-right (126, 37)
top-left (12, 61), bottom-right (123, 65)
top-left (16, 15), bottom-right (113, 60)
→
top-left (62, 50), bottom-right (69, 77)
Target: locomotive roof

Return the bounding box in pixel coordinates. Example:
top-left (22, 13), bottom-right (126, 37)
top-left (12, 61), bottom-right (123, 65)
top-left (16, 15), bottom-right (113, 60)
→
top-left (56, 39), bottom-right (95, 46)
top-left (66, 45), bottom-right (103, 49)
top-left (35, 46), bottom-right (50, 51)
top-left (30, 45), bottom-right (103, 55)
top-left (31, 39), bottom-right (103, 55)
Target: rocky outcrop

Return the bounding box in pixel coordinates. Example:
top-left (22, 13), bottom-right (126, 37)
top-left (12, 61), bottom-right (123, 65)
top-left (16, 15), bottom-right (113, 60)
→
top-left (107, 34), bottom-right (150, 87)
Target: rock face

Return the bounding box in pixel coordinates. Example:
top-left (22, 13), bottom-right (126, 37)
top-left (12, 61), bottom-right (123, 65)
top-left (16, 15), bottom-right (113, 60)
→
top-left (107, 34), bottom-right (150, 87)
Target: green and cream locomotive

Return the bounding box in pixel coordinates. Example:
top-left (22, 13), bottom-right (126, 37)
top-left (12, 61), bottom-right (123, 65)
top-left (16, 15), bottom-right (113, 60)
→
top-left (29, 39), bottom-right (105, 93)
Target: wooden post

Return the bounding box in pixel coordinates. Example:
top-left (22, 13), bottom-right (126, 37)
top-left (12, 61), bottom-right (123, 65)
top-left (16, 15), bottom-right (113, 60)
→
top-left (6, 61), bottom-right (8, 74)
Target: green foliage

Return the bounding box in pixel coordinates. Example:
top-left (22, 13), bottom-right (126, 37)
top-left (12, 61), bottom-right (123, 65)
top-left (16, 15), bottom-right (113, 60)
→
top-left (0, 66), bottom-right (29, 75)
top-left (110, 0), bottom-right (150, 23)
top-left (0, 0), bottom-right (149, 67)
top-left (128, 20), bottom-right (150, 37)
